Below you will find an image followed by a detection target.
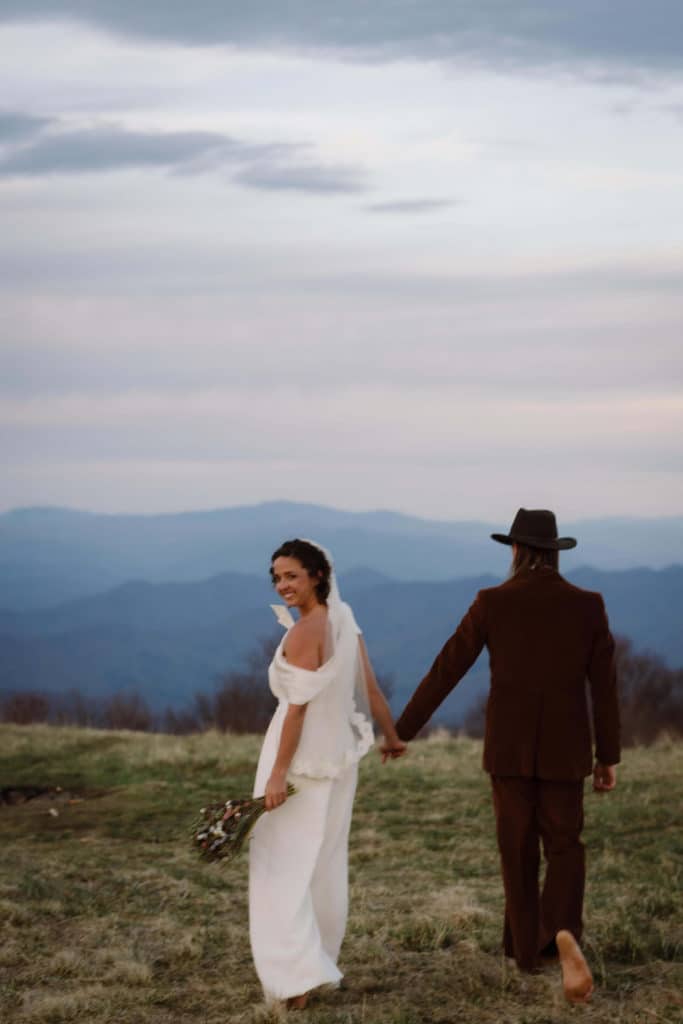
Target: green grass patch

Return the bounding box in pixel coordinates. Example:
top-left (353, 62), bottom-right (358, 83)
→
top-left (1, 725), bottom-right (682, 1023)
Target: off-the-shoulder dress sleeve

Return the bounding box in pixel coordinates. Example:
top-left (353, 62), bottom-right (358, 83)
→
top-left (279, 658), bottom-right (337, 706)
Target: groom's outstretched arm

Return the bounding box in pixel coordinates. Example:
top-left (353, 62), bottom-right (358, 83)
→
top-left (395, 593), bottom-right (487, 741)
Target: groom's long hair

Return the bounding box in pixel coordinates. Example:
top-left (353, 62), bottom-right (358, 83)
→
top-left (510, 544), bottom-right (559, 577)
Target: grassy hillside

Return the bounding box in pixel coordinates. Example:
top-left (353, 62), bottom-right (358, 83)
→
top-left (1, 726), bottom-right (681, 1024)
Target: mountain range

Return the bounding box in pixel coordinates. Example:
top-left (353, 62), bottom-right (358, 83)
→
top-left (1, 556), bottom-right (681, 723)
top-left (2, 502), bottom-right (683, 610)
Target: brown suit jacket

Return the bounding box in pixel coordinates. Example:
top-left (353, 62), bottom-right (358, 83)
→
top-left (395, 568), bottom-right (620, 780)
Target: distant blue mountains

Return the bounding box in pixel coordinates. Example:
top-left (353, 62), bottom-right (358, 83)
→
top-left (0, 499), bottom-right (681, 723)
top-left (2, 502), bottom-right (683, 609)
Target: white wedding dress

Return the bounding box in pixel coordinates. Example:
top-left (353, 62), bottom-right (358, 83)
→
top-left (248, 557), bottom-right (374, 1003)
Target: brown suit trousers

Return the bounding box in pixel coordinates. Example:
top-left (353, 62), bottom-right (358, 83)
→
top-left (491, 776), bottom-right (585, 970)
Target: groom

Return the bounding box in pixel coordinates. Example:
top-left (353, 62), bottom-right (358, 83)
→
top-left (394, 509), bottom-right (620, 1003)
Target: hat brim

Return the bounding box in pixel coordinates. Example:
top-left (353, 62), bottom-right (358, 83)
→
top-left (491, 532), bottom-right (577, 550)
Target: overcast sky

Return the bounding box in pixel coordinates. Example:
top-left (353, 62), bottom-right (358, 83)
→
top-left (2, 2), bottom-right (682, 521)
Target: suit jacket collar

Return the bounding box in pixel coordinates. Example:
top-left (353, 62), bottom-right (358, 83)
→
top-left (504, 566), bottom-right (565, 587)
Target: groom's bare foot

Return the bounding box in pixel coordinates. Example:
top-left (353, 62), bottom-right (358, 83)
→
top-left (286, 993), bottom-right (309, 1011)
top-left (556, 930), bottom-right (594, 1004)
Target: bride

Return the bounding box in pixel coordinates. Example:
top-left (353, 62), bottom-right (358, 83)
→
top-left (249, 538), bottom-right (406, 1009)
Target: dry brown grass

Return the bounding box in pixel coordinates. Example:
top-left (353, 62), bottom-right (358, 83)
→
top-left (0, 725), bottom-right (682, 1023)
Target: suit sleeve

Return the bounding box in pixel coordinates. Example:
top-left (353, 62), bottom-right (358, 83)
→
top-left (587, 594), bottom-right (621, 766)
top-left (395, 592), bottom-right (487, 741)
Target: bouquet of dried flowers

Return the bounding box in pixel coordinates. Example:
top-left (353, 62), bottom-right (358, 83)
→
top-left (191, 785), bottom-right (296, 862)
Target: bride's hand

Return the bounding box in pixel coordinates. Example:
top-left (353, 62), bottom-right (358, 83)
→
top-left (379, 738), bottom-right (408, 764)
top-left (265, 770), bottom-right (289, 811)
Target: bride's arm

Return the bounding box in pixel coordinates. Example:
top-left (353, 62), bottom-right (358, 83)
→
top-left (264, 619), bottom-right (321, 811)
top-left (264, 704), bottom-right (307, 810)
top-left (359, 637), bottom-right (407, 762)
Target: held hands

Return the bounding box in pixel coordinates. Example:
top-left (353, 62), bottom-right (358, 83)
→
top-left (593, 761), bottom-right (617, 792)
top-left (265, 770), bottom-right (289, 811)
top-left (379, 734), bottom-right (408, 764)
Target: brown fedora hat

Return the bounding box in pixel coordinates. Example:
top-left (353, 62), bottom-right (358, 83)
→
top-left (491, 508), bottom-right (577, 550)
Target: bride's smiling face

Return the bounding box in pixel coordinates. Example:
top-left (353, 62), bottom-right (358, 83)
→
top-left (271, 556), bottom-right (321, 609)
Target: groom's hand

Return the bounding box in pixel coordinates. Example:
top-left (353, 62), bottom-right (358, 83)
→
top-left (379, 738), bottom-right (408, 764)
top-left (593, 761), bottom-right (617, 792)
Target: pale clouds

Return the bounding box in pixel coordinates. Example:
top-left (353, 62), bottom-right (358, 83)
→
top-left (0, 110), bottom-right (50, 139)
top-left (3, 389), bottom-right (681, 463)
top-left (0, 118), bottom-right (366, 194)
top-left (2, 1), bottom-right (682, 72)
top-left (1, 9), bottom-right (682, 519)
top-left (365, 199), bottom-right (460, 214)
top-left (3, 267), bottom-right (682, 398)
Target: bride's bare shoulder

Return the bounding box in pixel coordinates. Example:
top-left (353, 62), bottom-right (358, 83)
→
top-left (284, 609), bottom-right (328, 669)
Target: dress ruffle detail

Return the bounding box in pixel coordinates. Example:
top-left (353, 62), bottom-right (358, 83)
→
top-left (289, 707), bottom-right (374, 780)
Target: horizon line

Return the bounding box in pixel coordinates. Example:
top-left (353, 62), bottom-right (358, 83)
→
top-left (2, 501), bottom-right (683, 525)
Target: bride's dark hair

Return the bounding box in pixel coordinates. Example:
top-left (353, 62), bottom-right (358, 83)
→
top-left (270, 539), bottom-right (332, 603)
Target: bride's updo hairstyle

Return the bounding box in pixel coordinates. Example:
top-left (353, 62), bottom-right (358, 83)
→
top-left (270, 539), bottom-right (332, 604)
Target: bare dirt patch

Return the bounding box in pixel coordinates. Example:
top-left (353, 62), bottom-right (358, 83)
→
top-left (0, 785), bottom-right (108, 815)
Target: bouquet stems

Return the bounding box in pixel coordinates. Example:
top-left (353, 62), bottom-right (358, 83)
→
top-left (192, 785), bottom-right (297, 862)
